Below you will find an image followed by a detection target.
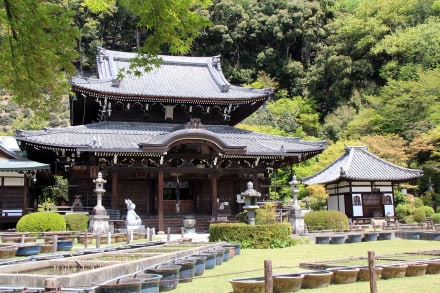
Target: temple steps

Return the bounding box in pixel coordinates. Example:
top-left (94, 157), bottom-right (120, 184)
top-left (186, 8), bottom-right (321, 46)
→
top-left (142, 215), bottom-right (213, 234)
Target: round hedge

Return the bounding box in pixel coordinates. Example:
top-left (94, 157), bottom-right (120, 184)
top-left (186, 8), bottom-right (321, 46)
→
top-left (16, 212), bottom-right (66, 232)
top-left (431, 213), bottom-right (440, 224)
top-left (64, 213), bottom-right (89, 231)
top-left (304, 210), bottom-right (349, 231)
top-left (413, 207), bottom-right (426, 223)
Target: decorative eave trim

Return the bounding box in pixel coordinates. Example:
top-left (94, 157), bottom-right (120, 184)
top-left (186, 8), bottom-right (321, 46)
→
top-left (71, 85), bottom-right (269, 105)
top-left (139, 129), bottom-right (247, 155)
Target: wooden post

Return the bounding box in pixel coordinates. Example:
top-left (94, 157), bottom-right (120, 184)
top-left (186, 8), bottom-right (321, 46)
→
top-left (181, 227), bottom-right (185, 238)
top-left (210, 174), bottom-right (218, 220)
top-left (264, 260), bottom-right (273, 293)
top-left (167, 227), bottom-right (171, 242)
top-left (111, 172), bottom-right (118, 209)
top-left (84, 230), bottom-right (88, 249)
top-left (158, 170), bottom-right (164, 232)
top-left (52, 235), bottom-right (58, 253)
top-left (368, 251), bottom-right (377, 293)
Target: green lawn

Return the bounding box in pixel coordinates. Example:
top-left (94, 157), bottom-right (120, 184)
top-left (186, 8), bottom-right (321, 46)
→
top-left (171, 239), bottom-right (440, 293)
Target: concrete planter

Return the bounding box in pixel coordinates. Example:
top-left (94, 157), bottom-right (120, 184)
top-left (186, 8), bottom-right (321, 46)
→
top-left (357, 266), bottom-right (383, 281)
top-left (224, 245), bottom-right (235, 258)
top-left (378, 232), bottom-right (392, 240)
top-left (330, 235), bottom-right (346, 244)
top-left (132, 273), bottom-right (162, 293)
top-left (330, 267), bottom-right (360, 284)
top-left (214, 249), bottom-right (224, 265)
top-left (273, 273), bottom-right (303, 293)
top-left (229, 277), bottom-right (265, 293)
top-left (173, 259), bottom-right (196, 283)
top-left (227, 243), bottom-right (241, 255)
top-left (425, 260), bottom-right (440, 274)
top-left (363, 233), bottom-right (378, 242)
top-left (315, 236), bottom-right (330, 244)
top-left (39, 243), bottom-right (54, 254)
top-left (187, 256), bottom-right (206, 276)
top-left (0, 246), bottom-right (17, 259)
top-left (57, 240), bottom-right (73, 251)
top-left (302, 271), bottom-right (333, 289)
top-left (381, 264), bottom-right (408, 279)
top-left (198, 252), bottom-right (216, 269)
top-left (347, 234), bottom-right (363, 243)
top-left (421, 232), bottom-right (440, 241)
top-left (15, 244), bottom-right (41, 256)
top-left (145, 264), bottom-right (181, 292)
top-left (406, 263), bottom-right (428, 277)
top-left (97, 278), bottom-right (143, 293)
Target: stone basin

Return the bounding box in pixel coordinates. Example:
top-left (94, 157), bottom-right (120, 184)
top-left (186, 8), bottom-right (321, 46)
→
top-left (273, 273), bottom-right (303, 293)
top-left (302, 271), bottom-right (333, 289)
top-left (330, 267), bottom-right (360, 284)
top-left (381, 264), bottom-right (408, 279)
top-left (229, 276), bottom-right (265, 293)
top-left (405, 263), bottom-right (428, 277)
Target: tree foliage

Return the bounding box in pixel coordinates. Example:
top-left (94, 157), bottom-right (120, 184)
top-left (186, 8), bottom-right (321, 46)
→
top-left (0, 0), bottom-right (211, 116)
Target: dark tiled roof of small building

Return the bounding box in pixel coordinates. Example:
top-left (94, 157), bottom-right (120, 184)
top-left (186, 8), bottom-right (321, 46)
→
top-left (302, 146), bottom-right (422, 184)
top-left (15, 122), bottom-right (326, 157)
top-left (71, 48), bottom-right (271, 102)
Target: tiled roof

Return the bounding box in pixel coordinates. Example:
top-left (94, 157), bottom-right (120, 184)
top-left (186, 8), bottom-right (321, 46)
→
top-left (0, 136), bottom-right (50, 171)
top-left (71, 48), bottom-right (271, 102)
top-left (302, 146), bottom-right (422, 184)
top-left (15, 122), bottom-right (326, 157)
top-left (0, 159), bottom-right (50, 172)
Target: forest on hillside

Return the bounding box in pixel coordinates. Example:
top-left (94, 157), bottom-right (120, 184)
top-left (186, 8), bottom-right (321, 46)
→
top-left (0, 0), bottom-right (439, 208)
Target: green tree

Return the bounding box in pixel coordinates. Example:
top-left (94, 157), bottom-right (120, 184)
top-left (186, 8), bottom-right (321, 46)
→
top-left (0, 1), bottom-right (78, 117)
top-left (0, 0), bottom-right (211, 116)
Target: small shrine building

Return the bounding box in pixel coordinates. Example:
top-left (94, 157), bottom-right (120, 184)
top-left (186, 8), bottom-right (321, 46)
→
top-left (0, 137), bottom-right (50, 229)
top-left (302, 146), bottom-right (423, 220)
top-left (15, 48), bottom-right (326, 231)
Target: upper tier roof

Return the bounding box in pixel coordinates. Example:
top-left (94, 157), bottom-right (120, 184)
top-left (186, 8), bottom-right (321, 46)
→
top-left (71, 48), bottom-right (271, 102)
top-left (15, 121), bottom-right (326, 159)
top-left (302, 146), bottom-right (422, 184)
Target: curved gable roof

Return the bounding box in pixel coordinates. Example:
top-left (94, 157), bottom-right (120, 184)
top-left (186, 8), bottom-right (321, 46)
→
top-left (71, 48), bottom-right (271, 102)
top-left (302, 146), bottom-right (423, 185)
top-left (15, 121), bottom-right (326, 159)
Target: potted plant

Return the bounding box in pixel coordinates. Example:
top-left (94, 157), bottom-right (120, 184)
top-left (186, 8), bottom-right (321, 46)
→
top-left (40, 176), bottom-right (70, 206)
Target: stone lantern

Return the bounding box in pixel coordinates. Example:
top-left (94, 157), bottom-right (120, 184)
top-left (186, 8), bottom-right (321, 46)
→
top-left (288, 175), bottom-right (305, 234)
top-left (239, 181), bottom-right (261, 225)
top-left (88, 172), bottom-right (110, 233)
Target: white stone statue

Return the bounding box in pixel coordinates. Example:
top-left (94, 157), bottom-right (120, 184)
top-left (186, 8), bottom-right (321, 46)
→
top-left (125, 199), bottom-right (142, 227)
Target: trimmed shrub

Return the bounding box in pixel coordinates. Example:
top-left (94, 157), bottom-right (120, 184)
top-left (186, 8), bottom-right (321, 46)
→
top-left (431, 213), bottom-right (440, 224)
top-left (64, 213), bottom-right (89, 231)
top-left (209, 223), bottom-right (295, 249)
top-left (255, 203), bottom-right (277, 224)
top-left (404, 215), bottom-right (416, 224)
top-left (304, 210), bottom-right (349, 231)
top-left (395, 203), bottom-right (413, 220)
top-left (16, 212), bottom-right (66, 232)
top-left (420, 206), bottom-right (435, 218)
top-left (412, 207), bottom-right (426, 223)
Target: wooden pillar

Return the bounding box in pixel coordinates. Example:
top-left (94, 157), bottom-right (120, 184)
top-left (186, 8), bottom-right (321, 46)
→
top-left (210, 174), bottom-right (218, 219)
top-left (158, 170), bottom-right (164, 232)
top-left (23, 174), bottom-right (29, 215)
top-left (252, 173), bottom-right (259, 190)
top-left (111, 171), bottom-right (118, 209)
